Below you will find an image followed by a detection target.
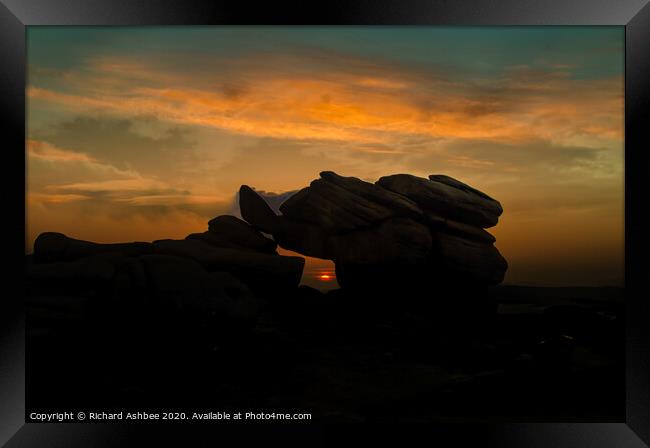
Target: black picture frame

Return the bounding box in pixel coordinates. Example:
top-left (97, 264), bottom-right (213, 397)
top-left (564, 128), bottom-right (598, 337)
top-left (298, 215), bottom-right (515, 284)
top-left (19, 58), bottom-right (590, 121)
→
top-left (1, 0), bottom-right (648, 445)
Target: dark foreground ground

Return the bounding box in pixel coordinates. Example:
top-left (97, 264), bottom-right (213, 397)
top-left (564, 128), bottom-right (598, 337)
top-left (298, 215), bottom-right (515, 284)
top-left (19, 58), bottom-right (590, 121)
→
top-left (26, 284), bottom-right (624, 422)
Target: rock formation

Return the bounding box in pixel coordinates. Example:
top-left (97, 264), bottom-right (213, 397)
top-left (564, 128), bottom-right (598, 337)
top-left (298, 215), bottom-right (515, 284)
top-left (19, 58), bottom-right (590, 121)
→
top-left (28, 216), bottom-right (306, 326)
top-left (239, 171), bottom-right (507, 294)
top-left (27, 171), bottom-right (507, 322)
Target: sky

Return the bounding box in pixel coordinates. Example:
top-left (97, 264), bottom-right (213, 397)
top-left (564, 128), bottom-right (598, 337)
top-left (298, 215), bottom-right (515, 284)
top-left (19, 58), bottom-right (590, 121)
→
top-left (26, 26), bottom-right (625, 288)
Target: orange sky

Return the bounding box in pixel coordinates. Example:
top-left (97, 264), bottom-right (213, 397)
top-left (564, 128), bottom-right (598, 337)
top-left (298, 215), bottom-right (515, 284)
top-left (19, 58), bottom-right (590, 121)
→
top-left (26, 27), bottom-right (624, 287)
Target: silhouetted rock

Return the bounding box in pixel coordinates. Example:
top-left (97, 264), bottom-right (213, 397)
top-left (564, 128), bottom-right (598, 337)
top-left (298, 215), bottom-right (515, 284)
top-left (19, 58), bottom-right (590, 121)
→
top-left (280, 180), bottom-right (394, 232)
top-left (429, 174), bottom-right (499, 202)
top-left (279, 172), bottom-right (425, 233)
top-left (239, 185), bottom-right (329, 258)
top-left (424, 210), bottom-right (496, 243)
top-left (377, 174), bottom-right (502, 228)
top-left (329, 217), bottom-right (432, 265)
top-left (206, 215), bottom-right (277, 253)
top-left (241, 171), bottom-right (507, 290)
top-left (186, 231), bottom-right (255, 252)
top-left (152, 238), bottom-right (304, 290)
top-left (443, 219), bottom-right (496, 243)
top-left (273, 219), bottom-right (330, 259)
top-left (239, 185), bottom-right (281, 234)
top-left (139, 254), bottom-right (260, 322)
top-left (320, 171), bottom-right (423, 216)
top-left (34, 232), bottom-right (153, 263)
top-left (434, 232), bottom-right (508, 285)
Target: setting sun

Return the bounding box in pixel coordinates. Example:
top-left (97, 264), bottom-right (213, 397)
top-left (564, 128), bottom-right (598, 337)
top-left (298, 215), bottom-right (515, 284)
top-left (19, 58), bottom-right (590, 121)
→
top-left (319, 274), bottom-right (332, 281)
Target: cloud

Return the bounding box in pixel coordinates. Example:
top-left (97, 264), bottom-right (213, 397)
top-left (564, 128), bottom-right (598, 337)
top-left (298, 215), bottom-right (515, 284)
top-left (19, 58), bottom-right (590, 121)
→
top-left (47, 178), bottom-right (177, 195)
top-left (27, 48), bottom-right (623, 151)
top-left (404, 137), bottom-right (619, 177)
top-left (27, 139), bottom-right (144, 192)
top-left (31, 116), bottom-right (198, 181)
top-left (27, 139), bottom-right (94, 162)
top-left (27, 137), bottom-right (232, 225)
top-left (31, 173), bottom-right (229, 215)
top-left (27, 193), bottom-right (89, 204)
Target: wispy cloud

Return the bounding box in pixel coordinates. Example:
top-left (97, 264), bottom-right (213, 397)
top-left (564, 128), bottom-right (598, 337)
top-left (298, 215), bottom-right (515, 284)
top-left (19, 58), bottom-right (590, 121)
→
top-left (27, 138), bottom-right (229, 212)
top-left (28, 50), bottom-right (623, 150)
top-left (27, 139), bottom-right (94, 162)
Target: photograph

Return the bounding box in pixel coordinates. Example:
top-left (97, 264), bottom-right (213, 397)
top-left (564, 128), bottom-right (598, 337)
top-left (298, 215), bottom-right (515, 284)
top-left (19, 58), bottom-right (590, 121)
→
top-left (23, 25), bottom-right (627, 423)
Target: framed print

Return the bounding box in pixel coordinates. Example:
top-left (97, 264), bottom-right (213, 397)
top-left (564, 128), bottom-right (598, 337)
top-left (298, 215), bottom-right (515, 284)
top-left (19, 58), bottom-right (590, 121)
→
top-left (1, 0), bottom-right (649, 445)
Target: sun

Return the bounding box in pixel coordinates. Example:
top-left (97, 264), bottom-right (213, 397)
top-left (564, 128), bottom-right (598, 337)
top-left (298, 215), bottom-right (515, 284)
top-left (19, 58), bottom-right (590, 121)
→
top-left (318, 274), bottom-right (332, 281)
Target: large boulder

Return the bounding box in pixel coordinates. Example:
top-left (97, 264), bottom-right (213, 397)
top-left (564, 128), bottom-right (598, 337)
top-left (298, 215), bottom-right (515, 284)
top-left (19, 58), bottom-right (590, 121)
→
top-left (239, 185), bottom-right (283, 235)
top-left (206, 215), bottom-right (277, 253)
top-left (320, 171), bottom-right (423, 217)
top-left (277, 171), bottom-right (423, 233)
top-left (279, 179), bottom-right (394, 232)
top-left (376, 174), bottom-right (503, 228)
top-left (239, 184), bottom-right (329, 258)
top-left (429, 174), bottom-right (498, 202)
top-left (328, 217), bottom-right (432, 265)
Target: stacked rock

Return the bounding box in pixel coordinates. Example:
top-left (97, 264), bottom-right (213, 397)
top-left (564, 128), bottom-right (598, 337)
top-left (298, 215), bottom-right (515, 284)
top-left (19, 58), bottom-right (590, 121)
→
top-left (239, 171), bottom-right (507, 301)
